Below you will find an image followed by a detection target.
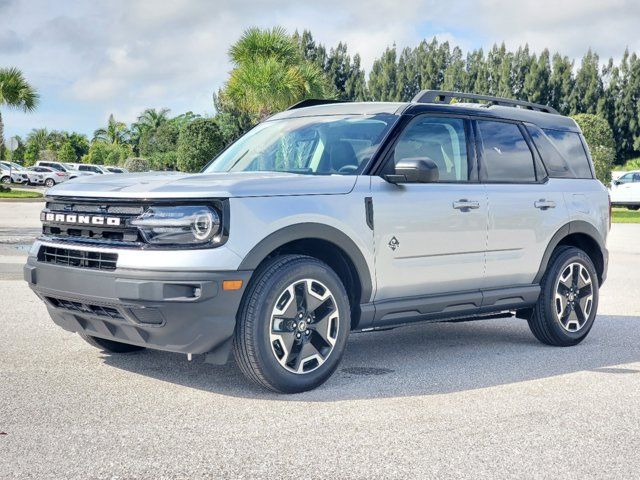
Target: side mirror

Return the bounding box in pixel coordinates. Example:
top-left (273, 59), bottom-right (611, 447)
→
top-left (385, 158), bottom-right (439, 184)
top-left (613, 180), bottom-right (622, 186)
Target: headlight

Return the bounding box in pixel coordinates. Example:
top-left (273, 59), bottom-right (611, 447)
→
top-left (131, 205), bottom-right (221, 245)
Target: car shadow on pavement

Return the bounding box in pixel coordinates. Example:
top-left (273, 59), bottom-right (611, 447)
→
top-left (100, 314), bottom-right (640, 401)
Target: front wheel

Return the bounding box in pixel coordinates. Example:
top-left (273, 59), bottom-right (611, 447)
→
top-left (528, 246), bottom-right (599, 346)
top-left (1, 176), bottom-right (10, 185)
top-left (233, 255), bottom-right (350, 393)
top-left (628, 205), bottom-right (640, 211)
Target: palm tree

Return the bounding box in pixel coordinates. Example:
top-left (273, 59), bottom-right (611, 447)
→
top-left (136, 108), bottom-right (170, 132)
top-left (0, 67), bottom-right (39, 157)
top-left (225, 27), bottom-right (330, 119)
top-left (93, 114), bottom-right (128, 145)
top-left (26, 128), bottom-right (49, 151)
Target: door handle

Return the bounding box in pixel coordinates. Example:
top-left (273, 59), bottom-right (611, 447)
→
top-left (452, 199), bottom-right (480, 210)
top-left (534, 199), bottom-right (556, 210)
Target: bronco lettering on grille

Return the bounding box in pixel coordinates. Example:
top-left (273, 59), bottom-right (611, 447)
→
top-left (41, 212), bottom-right (122, 226)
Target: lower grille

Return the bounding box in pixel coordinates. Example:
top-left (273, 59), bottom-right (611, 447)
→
top-left (38, 246), bottom-right (118, 271)
top-left (46, 297), bottom-right (123, 320)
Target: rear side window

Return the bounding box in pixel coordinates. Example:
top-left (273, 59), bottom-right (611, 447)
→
top-left (477, 121), bottom-right (536, 182)
top-left (528, 125), bottom-right (592, 179)
top-left (543, 129), bottom-right (592, 179)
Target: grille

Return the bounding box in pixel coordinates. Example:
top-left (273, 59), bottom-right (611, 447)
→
top-left (38, 246), bottom-right (118, 271)
top-left (42, 200), bottom-right (144, 245)
top-left (46, 297), bottom-right (123, 320)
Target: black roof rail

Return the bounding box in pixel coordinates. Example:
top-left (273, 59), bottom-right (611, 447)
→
top-left (287, 98), bottom-right (344, 110)
top-left (411, 90), bottom-right (559, 115)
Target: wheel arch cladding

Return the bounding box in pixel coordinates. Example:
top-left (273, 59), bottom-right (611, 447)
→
top-left (238, 223), bottom-right (373, 328)
top-left (534, 221), bottom-right (607, 285)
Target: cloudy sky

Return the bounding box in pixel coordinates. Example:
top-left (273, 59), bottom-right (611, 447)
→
top-left (2, 0), bottom-right (640, 140)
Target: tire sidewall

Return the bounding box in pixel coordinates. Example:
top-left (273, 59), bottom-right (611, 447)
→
top-left (45, 178), bottom-right (55, 187)
top-left (249, 259), bottom-right (350, 393)
top-left (541, 248), bottom-right (599, 343)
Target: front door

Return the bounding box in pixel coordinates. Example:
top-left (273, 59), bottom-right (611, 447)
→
top-left (372, 115), bottom-right (488, 301)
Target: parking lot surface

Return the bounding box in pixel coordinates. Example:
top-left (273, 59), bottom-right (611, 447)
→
top-left (1, 201), bottom-right (640, 479)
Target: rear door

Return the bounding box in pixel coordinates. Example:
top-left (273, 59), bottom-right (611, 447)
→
top-left (476, 119), bottom-right (569, 288)
top-left (372, 114), bottom-right (488, 301)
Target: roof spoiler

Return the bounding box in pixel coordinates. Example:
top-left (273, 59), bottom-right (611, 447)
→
top-left (412, 90), bottom-right (559, 115)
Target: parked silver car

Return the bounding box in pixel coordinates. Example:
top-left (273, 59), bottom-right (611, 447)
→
top-left (25, 90), bottom-right (610, 393)
top-left (26, 166), bottom-right (69, 187)
top-left (0, 161), bottom-right (30, 184)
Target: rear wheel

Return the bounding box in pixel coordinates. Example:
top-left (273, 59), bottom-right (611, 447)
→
top-left (44, 178), bottom-right (55, 187)
top-left (1, 176), bottom-right (10, 184)
top-left (233, 255), bottom-right (350, 393)
top-left (79, 334), bottom-right (145, 353)
top-left (528, 246), bottom-right (599, 346)
top-left (628, 205), bottom-right (640, 211)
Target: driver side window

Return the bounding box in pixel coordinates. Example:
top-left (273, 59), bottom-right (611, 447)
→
top-left (390, 116), bottom-right (470, 182)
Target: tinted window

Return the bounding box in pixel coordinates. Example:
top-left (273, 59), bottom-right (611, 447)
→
top-left (478, 121), bottom-right (535, 182)
top-left (392, 116), bottom-right (470, 181)
top-left (543, 129), bottom-right (592, 179)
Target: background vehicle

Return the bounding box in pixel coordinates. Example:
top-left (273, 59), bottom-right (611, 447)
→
top-left (35, 161), bottom-right (93, 180)
top-left (26, 166), bottom-right (69, 187)
top-left (71, 164), bottom-right (111, 174)
top-left (26, 91), bottom-right (609, 393)
top-left (609, 170), bottom-right (640, 209)
top-left (0, 161), bottom-right (30, 184)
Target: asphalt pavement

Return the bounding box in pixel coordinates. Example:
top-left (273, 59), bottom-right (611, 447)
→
top-left (1, 201), bottom-right (640, 479)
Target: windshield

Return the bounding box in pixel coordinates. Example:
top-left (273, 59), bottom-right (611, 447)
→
top-left (203, 114), bottom-right (398, 175)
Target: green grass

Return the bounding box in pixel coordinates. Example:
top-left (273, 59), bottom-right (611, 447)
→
top-left (612, 207), bottom-right (640, 223)
top-left (0, 189), bottom-right (43, 199)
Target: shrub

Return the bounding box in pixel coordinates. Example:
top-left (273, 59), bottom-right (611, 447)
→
top-left (176, 118), bottom-right (224, 172)
top-left (57, 142), bottom-right (77, 163)
top-left (124, 157), bottom-right (150, 172)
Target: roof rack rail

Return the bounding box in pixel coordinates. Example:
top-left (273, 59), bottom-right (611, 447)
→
top-left (287, 99), bottom-right (344, 110)
top-left (411, 90), bottom-right (559, 115)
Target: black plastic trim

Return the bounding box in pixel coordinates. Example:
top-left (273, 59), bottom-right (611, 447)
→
top-left (371, 285), bottom-right (540, 328)
top-left (533, 220), bottom-right (607, 284)
top-left (238, 222), bottom-right (373, 303)
top-left (365, 197), bottom-right (374, 230)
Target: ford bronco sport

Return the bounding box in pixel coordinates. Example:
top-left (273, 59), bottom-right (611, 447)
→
top-left (25, 91), bottom-right (609, 393)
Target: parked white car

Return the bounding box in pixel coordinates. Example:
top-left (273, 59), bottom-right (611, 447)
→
top-left (609, 170), bottom-right (640, 210)
top-left (0, 161), bottom-right (30, 184)
top-left (35, 161), bottom-right (94, 180)
top-left (26, 166), bottom-right (70, 187)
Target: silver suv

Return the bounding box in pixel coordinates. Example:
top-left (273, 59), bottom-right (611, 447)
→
top-left (25, 91), bottom-right (610, 393)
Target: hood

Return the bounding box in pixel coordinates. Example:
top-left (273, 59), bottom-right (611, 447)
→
top-left (46, 171), bottom-right (358, 199)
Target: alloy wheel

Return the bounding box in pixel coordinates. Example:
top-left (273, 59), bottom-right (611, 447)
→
top-left (269, 279), bottom-right (339, 374)
top-left (554, 262), bottom-right (593, 332)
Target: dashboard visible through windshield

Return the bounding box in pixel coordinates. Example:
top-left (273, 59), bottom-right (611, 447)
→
top-left (203, 114), bottom-right (398, 175)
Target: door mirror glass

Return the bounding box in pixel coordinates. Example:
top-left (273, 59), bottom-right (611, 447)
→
top-left (386, 158), bottom-right (440, 183)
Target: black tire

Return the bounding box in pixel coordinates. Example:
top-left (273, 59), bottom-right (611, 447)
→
top-left (628, 206), bottom-right (640, 211)
top-left (1, 176), bottom-right (10, 184)
top-left (528, 246), bottom-right (599, 346)
top-left (79, 334), bottom-right (145, 353)
top-left (44, 178), bottom-right (55, 188)
top-left (233, 254), bottom-right (350, 393)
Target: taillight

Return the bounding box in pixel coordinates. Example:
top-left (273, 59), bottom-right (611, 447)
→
top-left (55, 172), bottom-right (65, 177)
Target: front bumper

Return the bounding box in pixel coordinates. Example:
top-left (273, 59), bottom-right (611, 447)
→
top-left (24, 257), bottom-right (252, 362)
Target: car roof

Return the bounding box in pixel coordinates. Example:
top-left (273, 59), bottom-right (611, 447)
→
top-left (270, 100), bottom-right (580, 133)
